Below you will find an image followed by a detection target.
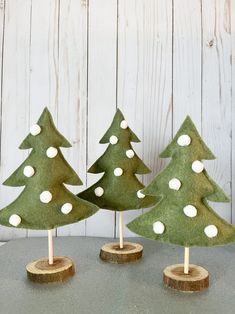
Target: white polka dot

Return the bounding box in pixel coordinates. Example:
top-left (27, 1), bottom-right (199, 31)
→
top-left (183, 205), bottom-right (197, 218)
top-left (9, 214), bottom-right (21, 227)
top-left (153, 221), bottom-right (165, 234)
top-left (109, 135), bottom-right (118, 145)
top-left (40, 191), bottom-right (52, 203)
top-left (126, 149), bottom-right (134, 159)
top-left (46, 147), bottom-right (58, 158)
top-left (120, 120), bottom-right (128, 129)
top-left (23, 166), bottom-right (35, 178)
top-left (30, 124), bottom-right (41, 136)
top-left (137, 190), bottom-right (145, 199)
top-left (204, 225), bottom-right (218, 238)
top-left (177, 134), bottom-right (191, 146)
top-left (94, 187), bottom-right (104, 197)
top-left (192, 160), bottom-right (204, 173)
top-left (169, 178), bottom-right (181, 190)
top-left (61, 203), bottom-right (73, 215)
top-left (114, 168), bottom-right (123, 176)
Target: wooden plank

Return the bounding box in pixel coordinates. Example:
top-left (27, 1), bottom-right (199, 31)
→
top-left (117, 0), bottom-right (173, 237)
top-left (28, 0), bottom-right (59, 237)
top-left (0, 0), bottom-right (31, 240)
top-left (142, 1), bottom-right (173, 184)
top-left (0, 0), bottom-right (4, 115)
top-left (202, 0), bottom-right (232, 222)
top-left (173, 0), bottom-right (202, 131)
top-left (85, 0), bottom-right (117, 237)
top-left (232, 0), bottom-right (235, 224)
top-left (117, 1), bottom-right (143, 238)
top-left (57, 0), bottom-right (88, 236)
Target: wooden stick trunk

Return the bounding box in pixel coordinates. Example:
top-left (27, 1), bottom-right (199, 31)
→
top-left (184, 247), bottom-right (189, 274)
top-left (48, 229), bottom-right (54, 265)
top-left (119, 211), bottom-right (124, 249)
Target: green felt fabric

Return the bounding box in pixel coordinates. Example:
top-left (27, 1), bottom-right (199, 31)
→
top-left (79, 109), bottom-right (158, 211)
top-left (0, 107), bottom-right (98, 230)
top-left (127, 116), bottom-right (235, 247)
top-left (99, 109), bottom-right (140, 144)
top-left (20, 108), bottom-right (71, 150)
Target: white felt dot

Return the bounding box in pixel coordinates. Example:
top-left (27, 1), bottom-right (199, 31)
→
top-left (192, 160), bottom-right (204, 173)
top-left (46, 147), bottom-right (58, 158)
top-left (153, 221), bottom-right (165, 234)
top-left (114, 168), bottom-right (123, 176)
top-left (61, 203), bottom-right (73, 215)
top-left (183, 205), bottom-right (197, 218)
top-left (40, 191), bottom-right (52, 203)
top-left (23, 166), bottom-right (35, 178)
top-left (137, 190), bottom-right (145, 199)
top-left (126, 149), bottom-right (134, 159)
top-left (120, 120), bottom-right (128, 129)
top-left (30, 124), bottom-right (41, 136)
top-left (94, 187), bottom-right (104, 197)
top-left (204, 225), bottom-right (218, 238)
top-left (177, 134), bottom-right (191, 146)
top-left (169, 178), bottom-right (181, 190)
top-left (9, 214), bottom-right (21, 227)
top-left (109, 135), bottom-right (118, 145)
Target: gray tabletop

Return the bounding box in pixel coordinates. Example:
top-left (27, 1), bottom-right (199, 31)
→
top-left (0, 236), bottom-right (234, 314)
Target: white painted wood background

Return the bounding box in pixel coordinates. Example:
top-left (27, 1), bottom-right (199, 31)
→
top-left (0, 0), bottom-right (234, 240)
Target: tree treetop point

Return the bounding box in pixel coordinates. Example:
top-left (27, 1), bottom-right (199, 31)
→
top-left (99, 108), bottom-right (141, 144)
top-left (19, 107), bottom-right (72, 150)
top-left (160, 115), bottom-right (216, 160)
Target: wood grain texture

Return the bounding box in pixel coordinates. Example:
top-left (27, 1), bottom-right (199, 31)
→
top-left (0, 0), bottom-right (4, 122)
top-left (0, 0), bottom-right (234, 240)
top-left (117, 0), bottom-right (145, 238)
top-left (100, 242), bottom-right (143, 264)
top-left (26, 256), bottom-right (75, 283)
top-left (202, 0), bottom-right (232, 221)
top-left (232, 0), bottom-right (235, 224)
top-left (57, 0), bottom-right (88, 236)
top-left (28, 0), bottom-right (59, 237)
top-left (142, 0), bottom-right (173, 183)
top-left (173, 0), bottom-right (202, 132)
top-left (0, 0), bottom-right (31, 240)
top-left (117, 0), bottom-right (173, 238)
top-left (163, 264), bottom-right (209, 292)
top-left (85, 0), bottom-right (117, 237)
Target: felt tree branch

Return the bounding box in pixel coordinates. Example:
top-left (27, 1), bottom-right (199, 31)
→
top-left (0, 107), bottom-right (99, 265)
top-left (127, 116), bottom-right (235, 249)
top-left (79, 109), bottom-right (157, 248)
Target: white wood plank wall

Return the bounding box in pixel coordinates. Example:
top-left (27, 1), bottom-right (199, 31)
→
top-left (0, 0), bottom-right (234, 240)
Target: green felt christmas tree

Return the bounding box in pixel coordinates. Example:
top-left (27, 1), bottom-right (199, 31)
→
top-left (127, 116), bottom-right (235, 290)
top-left (0, 107), bottom-right (98, 281)
top-left (79, 109), bottom-right (156, 261)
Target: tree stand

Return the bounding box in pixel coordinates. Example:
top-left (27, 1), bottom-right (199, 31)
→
top-left (100, 212), bottom-right (143, 264)
top-left (100, 242), bottom-right (143, 264)
top-left (26, 230), bottom-right (75, 283)
top-left (163, 248), bottom-right (209, 292)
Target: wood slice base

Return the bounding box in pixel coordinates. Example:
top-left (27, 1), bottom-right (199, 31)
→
top-left (163, 264), bottom-right (209, 292)
top-left (100, 242), bottom-right (143, 264)
top-left (26, 256), bottom-right (75, 283)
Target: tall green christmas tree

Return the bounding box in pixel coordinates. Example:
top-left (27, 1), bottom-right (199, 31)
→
top-left (0, 107), bottom-right (98, 281)
top-left (127, 116), bottom-right (235, 290)
top-left (79, 109), bottom-right (156, 261)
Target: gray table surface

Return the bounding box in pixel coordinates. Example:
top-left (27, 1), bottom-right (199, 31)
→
top-left (0, 236), bottom-right (234, 314)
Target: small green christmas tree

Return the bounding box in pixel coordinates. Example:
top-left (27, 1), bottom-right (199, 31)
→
top-left (127, 116), bottom-right (235, 289)
top-left (0, 107), bottom-right (98, 277)
top-left (79, 109), bottom-right (156, 254)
